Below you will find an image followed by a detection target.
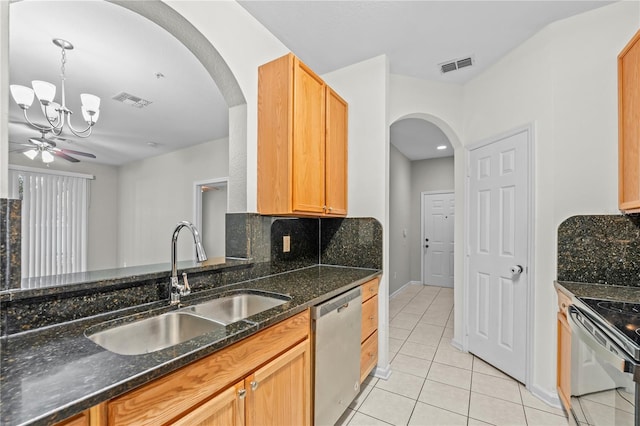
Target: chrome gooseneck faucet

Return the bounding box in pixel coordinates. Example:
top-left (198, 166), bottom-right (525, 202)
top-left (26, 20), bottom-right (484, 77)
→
top-left (170, 221), bottom-right (207, 305)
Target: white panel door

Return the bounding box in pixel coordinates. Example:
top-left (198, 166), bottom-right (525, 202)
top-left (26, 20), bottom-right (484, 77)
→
top-left (468, 128), bottom-right (529, 383)
top-left (422, 192), bottom-right (455, 287)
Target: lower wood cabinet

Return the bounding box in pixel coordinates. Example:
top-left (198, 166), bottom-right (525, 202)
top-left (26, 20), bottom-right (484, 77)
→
top-left (360, 277), bottom-right (380, 382)
top-left (171, 381), bottom-right (245, 426)
top-left (56, 310), bottom-right (311, 426)
top-left (556, 288), bottom-right (572, 413)
top-left (54, 411), bottom-right (89, 426)
top-left (171, 339), bottom-right (310, 426)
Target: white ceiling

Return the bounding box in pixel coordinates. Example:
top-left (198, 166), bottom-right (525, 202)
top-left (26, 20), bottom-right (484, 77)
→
top-left (391, 119), bottom-right (453, 160)
top-left (239, 0), bottom-right (614, 160)
top-left (8, 0), bottom-right (226, 166)
top-left (7, 1), bottom-right (614, 166)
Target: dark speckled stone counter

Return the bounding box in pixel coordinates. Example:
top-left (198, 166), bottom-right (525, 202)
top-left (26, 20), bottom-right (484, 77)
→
top-left (0, 265), bottom-right (381, 426)
top-left (555, 280), bottom-right (640, 303)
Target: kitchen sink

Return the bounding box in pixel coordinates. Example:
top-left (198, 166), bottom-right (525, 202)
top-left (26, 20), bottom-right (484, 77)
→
top-left (86, 311), bottom-right (225, 355)
top-left (180, 291), bottom-right (290, 325)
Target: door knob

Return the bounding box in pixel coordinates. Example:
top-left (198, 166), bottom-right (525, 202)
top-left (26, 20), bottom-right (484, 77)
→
top-left (425, 245), bottom-right (429, 248)
top-left (510, 265), bottom-right (523, 276)
top-left (425, 238), bottom-right (429, 242)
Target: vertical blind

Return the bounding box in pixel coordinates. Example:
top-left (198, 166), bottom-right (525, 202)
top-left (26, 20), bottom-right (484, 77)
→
top-left (9, 167), bottom-right (90, 279)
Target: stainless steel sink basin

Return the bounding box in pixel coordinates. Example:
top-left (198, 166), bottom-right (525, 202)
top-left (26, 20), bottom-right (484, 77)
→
top-left (86, 312), bottom-right (225, 355)
top-left (181, 292), bottom-right (290, 325)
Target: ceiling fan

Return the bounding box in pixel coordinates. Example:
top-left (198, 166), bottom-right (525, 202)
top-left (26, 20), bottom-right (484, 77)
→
top-left (10, 131), bottom-right (97, 163)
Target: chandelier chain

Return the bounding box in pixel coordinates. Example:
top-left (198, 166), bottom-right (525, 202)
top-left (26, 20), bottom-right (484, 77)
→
top-left (60, 45), bottom-right (66, 80)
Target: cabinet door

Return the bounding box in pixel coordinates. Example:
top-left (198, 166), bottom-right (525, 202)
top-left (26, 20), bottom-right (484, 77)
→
top-left (619, 29), bottom-right (640, 212)
top-left (292, 59), bottom-right (326, 214)
top-left (557, 312), bottom-right (571, 412)
top-left (170, 382), bottom-right (245, 426)
top-left (325, 87), bottom-right (348, 216)
top-left (246, 339), bottom-right (311, 426)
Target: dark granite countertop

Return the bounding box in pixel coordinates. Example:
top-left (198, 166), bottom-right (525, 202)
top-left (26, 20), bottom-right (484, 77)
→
top-left (0, 257), bottom-right (253, 302)
top-left (0, 265), bottom-right (381, 426)
top-left (555, 280), bottom-right (640, 303)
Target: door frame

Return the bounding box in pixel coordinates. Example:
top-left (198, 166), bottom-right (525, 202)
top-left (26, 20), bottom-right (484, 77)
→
top-left (193, 177), bottom-right (229, 256)
top-left (420, 190), bottom-right (454, 286)
top-left (462, 123), bottom-right (536, 387)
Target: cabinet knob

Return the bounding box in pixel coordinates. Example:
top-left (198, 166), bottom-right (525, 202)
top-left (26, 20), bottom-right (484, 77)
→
top-left (251, 380), bottom-right (259, 391)
top-left (328, 206), bottom-right (333, 211)
top-left (369, 352), bottom-right (374, 359)
top-left (369, 315), bottom-right (375, 320)
top-left (238, 389), bottom-right (247, 399)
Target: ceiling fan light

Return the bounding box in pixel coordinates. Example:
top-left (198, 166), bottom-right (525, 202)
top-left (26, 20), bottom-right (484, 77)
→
top-left (80, 93), bottom-right (101, 113)
top-left (41, 150), bottom-right (55, 163)
top-left (32, 80), bottom-right (56, 105)
top-left (10, 85), bottom-right (35, 109)
top-left (23, 149), bottom-right (39, 160)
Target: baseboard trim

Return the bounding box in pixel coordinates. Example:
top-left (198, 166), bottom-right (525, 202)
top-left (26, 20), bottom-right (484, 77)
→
top-left (390, 281), bottom-right (422, 298)
top-left (450, 337), bottom-right (464, 352)
top-left (374, 363), bottom-right (392, 380)
top-left (529, 383), bottom-right (562, 409)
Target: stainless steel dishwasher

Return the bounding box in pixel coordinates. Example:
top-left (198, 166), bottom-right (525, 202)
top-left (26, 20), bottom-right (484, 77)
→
top-left (312, 286), bottom-right (362, 426)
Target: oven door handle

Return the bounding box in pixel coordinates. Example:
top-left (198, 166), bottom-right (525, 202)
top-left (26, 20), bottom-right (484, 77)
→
top-left (567, 305), bottom-right (634, 374)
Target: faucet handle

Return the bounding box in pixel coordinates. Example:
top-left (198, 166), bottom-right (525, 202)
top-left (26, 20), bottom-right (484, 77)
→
top-left (181, 273), bottom-right (191, 296)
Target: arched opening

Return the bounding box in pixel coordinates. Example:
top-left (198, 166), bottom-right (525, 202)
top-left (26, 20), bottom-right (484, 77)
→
top-left (4, 0), bottom-right (248, 277)
top-left (387, 113), bottom-right (460, 348)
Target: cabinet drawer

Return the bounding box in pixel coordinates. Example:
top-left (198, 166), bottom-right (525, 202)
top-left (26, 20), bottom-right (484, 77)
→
top-left (361, 295), bottom-right (378, 342)
top-left (557, 289), bottom-right (571, 317)
top-left (361, 278), bottom-right (379, 303)
top-left (360, 331), bottom-right (378, 383)
top-left (54, 412), bottom-right (89, 426)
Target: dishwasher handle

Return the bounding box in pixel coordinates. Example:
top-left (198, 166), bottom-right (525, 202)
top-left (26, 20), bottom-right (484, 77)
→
top-left (312, 287), bottom-right (362, 319)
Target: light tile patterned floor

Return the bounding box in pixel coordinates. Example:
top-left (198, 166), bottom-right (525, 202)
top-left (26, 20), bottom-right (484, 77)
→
top-left (336, 283), bottom-right (569, 426)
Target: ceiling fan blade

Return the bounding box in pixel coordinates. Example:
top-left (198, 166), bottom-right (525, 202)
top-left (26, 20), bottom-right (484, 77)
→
top-left (54, 147), bottom-right (96, 158)
top-left (9, 147), bottom-right (32, 154)
top-left (9, 142), bottom-right (35, 148)
top-left (51, 150), bottom-right (80, 163)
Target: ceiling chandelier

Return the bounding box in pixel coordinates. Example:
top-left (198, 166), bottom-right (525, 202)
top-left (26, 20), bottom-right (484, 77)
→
top-left (9, 38), bottom-right (101, 138)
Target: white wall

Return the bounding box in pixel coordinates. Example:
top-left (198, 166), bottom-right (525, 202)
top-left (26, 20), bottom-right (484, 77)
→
top-left (389, 144), bottom-right (412, 295)
top-left (461, 1), bottom-right (639, 402)
top-left (409, 157), bottom-right (454, 281)
top-left (9, 156), bottom-right (119, 271)
top-left (117, 138), bottom-right (228, 267)
top-left (0, 2), bottom-right (8, 199)
top-left (322, 55), bottom-right (392, 377)
top-left (165, 1), bottom-right (289, 213)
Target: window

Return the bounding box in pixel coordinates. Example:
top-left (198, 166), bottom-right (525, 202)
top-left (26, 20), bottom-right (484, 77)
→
top-left (8, 166), bottom-right (92, 279)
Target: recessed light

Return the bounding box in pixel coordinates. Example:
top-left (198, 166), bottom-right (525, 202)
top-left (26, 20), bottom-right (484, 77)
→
top-left (147, 141), bottom-right (158, 148)
top-left (437, 145), bottom-right (447, 150)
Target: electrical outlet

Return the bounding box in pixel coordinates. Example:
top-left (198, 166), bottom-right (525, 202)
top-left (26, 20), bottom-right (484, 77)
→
top-left (283, 235), bottom-right (291, 253)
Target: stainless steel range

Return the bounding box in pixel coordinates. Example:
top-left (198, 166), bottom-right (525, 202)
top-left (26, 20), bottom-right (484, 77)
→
top-left (568, 297), bottom-right (640, 426)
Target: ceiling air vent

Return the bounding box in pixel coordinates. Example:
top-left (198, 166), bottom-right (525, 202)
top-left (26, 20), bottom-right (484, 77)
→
top-left (439, 56), bottom-right (474, 74)
top-left (112, 92), bottom-right (152, 108)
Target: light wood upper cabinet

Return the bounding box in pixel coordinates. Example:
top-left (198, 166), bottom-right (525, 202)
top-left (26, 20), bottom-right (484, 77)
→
top-left (258, 53), bottom-right (348, 217)
top-left (619, 29), bottom-right (640, 213)
top-left (325, 87), bottom-right (348, 216)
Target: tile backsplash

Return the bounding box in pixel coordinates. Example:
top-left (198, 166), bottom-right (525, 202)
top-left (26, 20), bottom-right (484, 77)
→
top-left (557, 214), bottom-right (640, 286)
